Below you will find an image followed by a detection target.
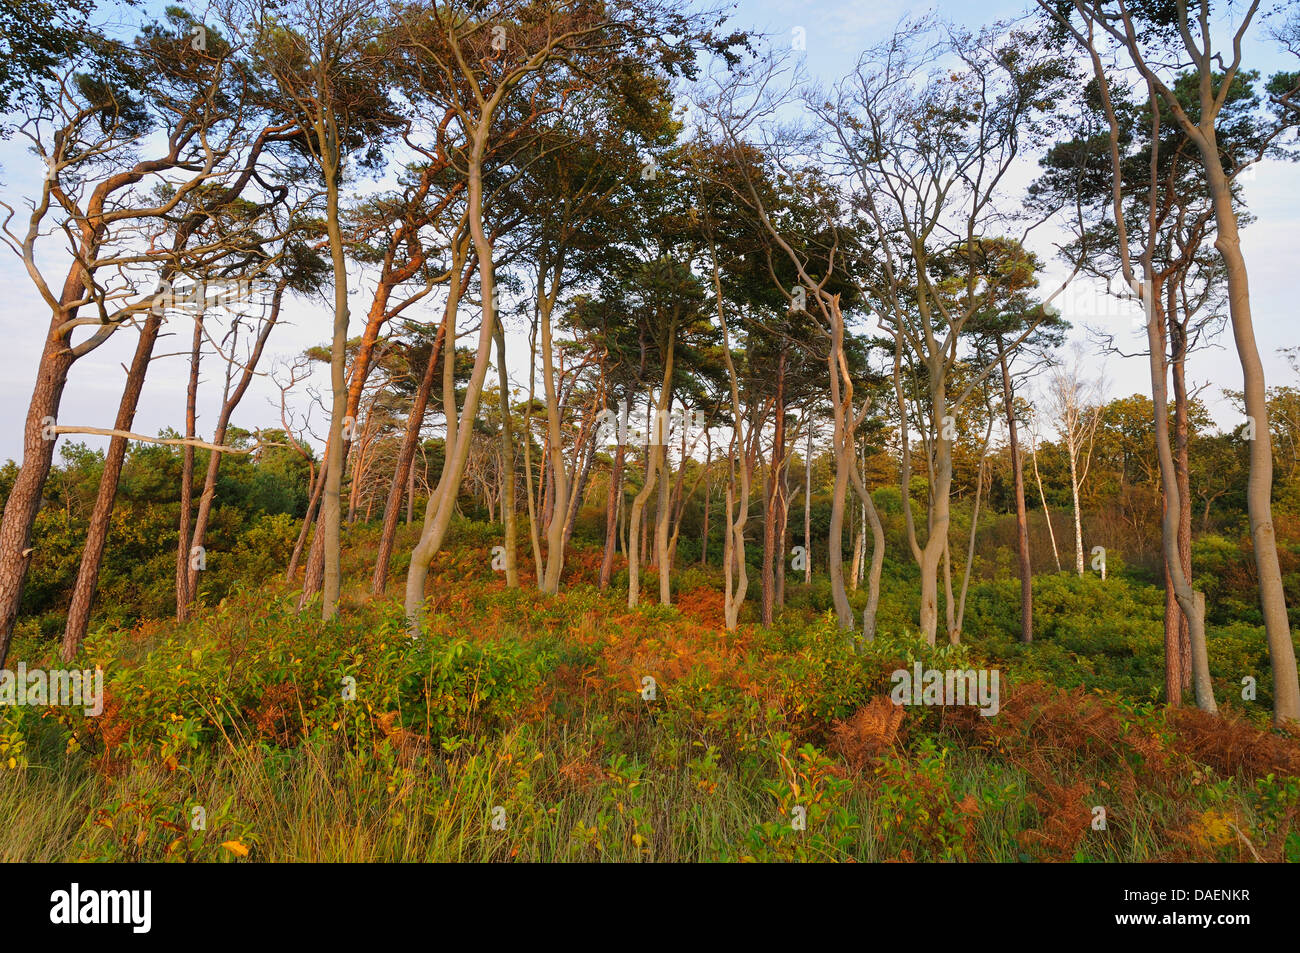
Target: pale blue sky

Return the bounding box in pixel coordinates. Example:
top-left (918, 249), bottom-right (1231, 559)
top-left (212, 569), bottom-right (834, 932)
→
top-left (0, 0), bottom-right (1296, 462)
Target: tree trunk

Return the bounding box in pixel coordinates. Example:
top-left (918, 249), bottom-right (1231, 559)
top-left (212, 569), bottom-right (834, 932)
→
top-left (404, 134), bottom-right (502, 632)
top-left (562, 423), bottom-right (596, 558)
top-left (1030, 426), bottom-right (1063, 572)
top-left (1165, 293), bottom-right (1194, 699)
top-left (954, 434), bottom-right (991, 643)
top-left (372, 270), bottom-right (455, 594)
top-left (849, 466), bottom-right (885, 645)
top-left (60, 312), bottom-right (164, 659)
top-left (1000, 347), bottom-right (1033, 643)
top-left (775, 461), bottom-right (790, 608)
top-left (175, 311), bottom-right (203, 622)
top-left (707, 249), bottom-right (748, 630)
top-left (303, 258), bottom-right (401, 603)
top-left (761, 350), bottom-right (786, 625)
top-left (827, 316), bottom-right (860, 631)
top-left (892, 341), bottom-right (951, 645)
top-left (599, 437), bottom-right (624, 589)
top-left (1068, 445), bottom-right (1085, 576)
top-left (628, 324), bottom-right (676, 608)
top-left (656, 436), bottom-right (672, 605)
top-left (538, 283), bottom-right (569, 594)
top-left (1146, 284), bottom-right (1216, 713)
top-left (298, 498), bottom-right (327, 605)
top-left (627, 442), bottom-right (659, 608)
top-left (494, 315), bottom-right (518, 587)
top-left (699, 436), bottom-right (711, 568)
top-left (186, 289), bottom-right (283, 605)
top-left (288, 468), bottom-right (323, 584)
top-left (804, 422), bottom-right (812, 585)
top-left (320, 143), bottom-right (350, 620)
top-left (0, 323), bottom-right (77, 666)
top-left (407, 458), bottom-right (415, 524)
top-left (849, 509), bottom-right (864, 593)
top-left (1202, 151), bottom-right (1299, 724)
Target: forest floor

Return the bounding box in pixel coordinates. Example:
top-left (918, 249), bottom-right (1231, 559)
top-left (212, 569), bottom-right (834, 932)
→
top-left (2, 524), bottom-right (1299, 862)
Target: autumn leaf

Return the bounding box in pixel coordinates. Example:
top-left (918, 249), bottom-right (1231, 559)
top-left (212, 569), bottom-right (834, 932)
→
top-left (220, 840), bottom-right (250, 858)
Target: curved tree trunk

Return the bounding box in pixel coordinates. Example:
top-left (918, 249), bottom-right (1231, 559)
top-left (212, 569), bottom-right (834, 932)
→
top-left (1202, 153), bottom-right (1298, 724)
top-left (538, 282), bottom-right (569, 594)
top-left (627, 320), bottom-right (676, 609)
top-left (1030, 426), bottom-right (1063, 574)
top-left (288, 468), bottom-right (323, 584)
top-left (404, 137), bottom-right (501, 632)
top-left (626, 443), bottom-right (662, 608)
top-left (562, 423), bottom-right (596, 558)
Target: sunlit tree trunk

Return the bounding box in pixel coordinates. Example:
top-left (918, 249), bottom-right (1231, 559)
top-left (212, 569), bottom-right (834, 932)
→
top-left (628, 345), bottom-right (674, 608)
top-left (405, 129), bottom-right (503, 632)
top-left (176, 311), bottom-right (204, 622)
top-left (61, 311), bottom-right (164, 659)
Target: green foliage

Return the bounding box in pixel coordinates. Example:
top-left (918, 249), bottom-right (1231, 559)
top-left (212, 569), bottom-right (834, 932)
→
top-left (739, 733), bottom-right (858, 862)
top-left (875, 737), bottom-right (1008, 861)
